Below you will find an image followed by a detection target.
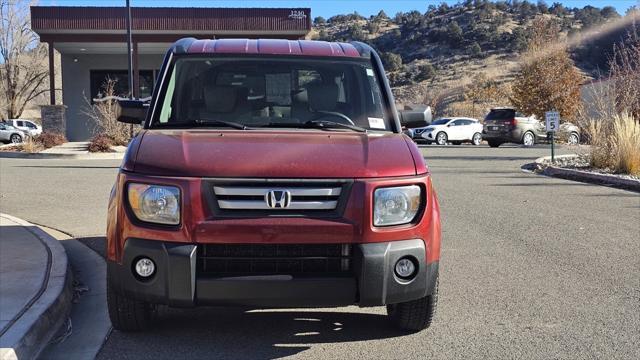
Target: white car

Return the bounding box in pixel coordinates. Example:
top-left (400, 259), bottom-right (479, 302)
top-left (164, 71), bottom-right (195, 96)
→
top-left (421, 117), bottom-right (483, 145)
top-left (0, 123), bottom-right (26, 144)
top-left (7, 119), bottom-right (42, 137)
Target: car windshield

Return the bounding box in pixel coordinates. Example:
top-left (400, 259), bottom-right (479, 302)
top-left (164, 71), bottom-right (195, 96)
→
top-left (152, 56), bottom-right (391, 132)
top-left (431, 118), bottom-right (451, 125)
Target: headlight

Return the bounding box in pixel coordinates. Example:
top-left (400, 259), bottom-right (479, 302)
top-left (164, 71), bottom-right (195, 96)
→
top-left (373, 185), bottom-right (422, 226)
top-left (128, 183), bottom-right (181, 225)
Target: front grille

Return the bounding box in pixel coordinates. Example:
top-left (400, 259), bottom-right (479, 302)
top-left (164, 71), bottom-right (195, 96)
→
top-left (207, 180), bottom-right (350, 216)
top-left (414, 128), bottom-right (426, 135)
top-left (197, 243), bottom-right (353, 277)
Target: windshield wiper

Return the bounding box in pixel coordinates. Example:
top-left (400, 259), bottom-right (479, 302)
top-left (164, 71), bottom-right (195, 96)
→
top-left (304, 120), bottom-right (367, 133)
top-left (193, 119), bottom-right (248, 130)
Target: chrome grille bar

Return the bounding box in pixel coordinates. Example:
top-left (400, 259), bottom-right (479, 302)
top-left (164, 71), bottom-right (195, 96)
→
top-left (217, 200), bottom-right (338, 210)
top-left (213, 183), bottom-right (343, 211)
top-left (213, 186), bottom-right (341, 197)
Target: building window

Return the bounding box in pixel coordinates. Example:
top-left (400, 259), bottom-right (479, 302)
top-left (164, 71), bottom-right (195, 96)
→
top-left (90, 70), bottom-right (155, 100)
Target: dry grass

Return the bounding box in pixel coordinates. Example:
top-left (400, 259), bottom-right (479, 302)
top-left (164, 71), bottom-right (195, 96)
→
top-left (588, 113), bottom-right (640, 176)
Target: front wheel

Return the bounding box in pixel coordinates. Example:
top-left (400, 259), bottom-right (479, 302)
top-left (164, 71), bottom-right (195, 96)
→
top-left (10, 134), bottom-right (22, 144)
top-left (107, 276), bottom-right (157, 331)
top-left (435, 132), bottom-right (448, 145)
top-left (387, 277), bottom-right (438, 332)
top-left (472, 132), bottom-right (482, 146)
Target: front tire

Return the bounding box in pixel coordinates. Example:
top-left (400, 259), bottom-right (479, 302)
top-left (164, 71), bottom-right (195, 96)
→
top-left (387, 277), bottom-right (438, 332)
top-left (435, 132), bottom-right (448, 145)
top-left (107, 276), bottom-right (156, 331)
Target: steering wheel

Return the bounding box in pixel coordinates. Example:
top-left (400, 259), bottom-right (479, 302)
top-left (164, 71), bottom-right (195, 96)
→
top-left (312, 111), bottom-right (356, 126)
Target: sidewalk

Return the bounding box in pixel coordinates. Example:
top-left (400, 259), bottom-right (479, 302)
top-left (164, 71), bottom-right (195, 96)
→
top-left (40, 142), bottom-right (90, 155)
top-left (0, 214), bottom-right (71, 360)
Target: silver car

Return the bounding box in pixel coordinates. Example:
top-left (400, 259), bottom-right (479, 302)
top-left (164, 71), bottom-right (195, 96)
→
top-left (0, 122), bottom-right (26, 144)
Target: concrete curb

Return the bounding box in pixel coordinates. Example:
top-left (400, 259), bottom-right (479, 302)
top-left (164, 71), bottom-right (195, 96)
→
top-left (533, 155), bottom-right (640, 192)
top-left (0, 214), bottom-right (73, 360)
top-left (0, 151), bottom-right (124, 160)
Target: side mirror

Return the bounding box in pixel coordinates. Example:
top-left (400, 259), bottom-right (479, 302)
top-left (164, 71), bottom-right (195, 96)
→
top-left (398, 104), bottom-right (432, 129)
top-left (116, 99), bottom-right (147, 124)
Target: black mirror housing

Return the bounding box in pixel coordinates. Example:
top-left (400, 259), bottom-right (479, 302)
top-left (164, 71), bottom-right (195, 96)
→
top-left (117, 100), bottom-right (147, 124)
top-left (398, 105), bottom-right (432, 129)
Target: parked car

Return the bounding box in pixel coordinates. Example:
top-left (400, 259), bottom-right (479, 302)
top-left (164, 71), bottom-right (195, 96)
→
top-left (420, 117), bottom-right (483, 145)
top-left (106, 38), bottom-right (442, 333)
top-left (483, 107), bottom-right (580, 147)
top-left (0, 123), bottom-right (26, 144)
top-left (7, 119), bottom-right (42, 137)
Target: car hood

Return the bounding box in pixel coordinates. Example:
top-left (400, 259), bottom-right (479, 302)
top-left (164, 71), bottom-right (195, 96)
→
top-left (132, 130), bottom-right (418, 178)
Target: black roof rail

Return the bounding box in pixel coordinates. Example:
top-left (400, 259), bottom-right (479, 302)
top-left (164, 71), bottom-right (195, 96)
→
top-left (171, 37), bottom-right (197, 54)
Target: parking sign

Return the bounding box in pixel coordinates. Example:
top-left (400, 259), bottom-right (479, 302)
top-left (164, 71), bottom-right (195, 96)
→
top-left (545, 111), bottom-right (560, 132)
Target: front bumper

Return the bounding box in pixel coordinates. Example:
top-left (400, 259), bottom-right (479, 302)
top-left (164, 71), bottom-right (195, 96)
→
top-left (108, 238), bottom-right (439, 308)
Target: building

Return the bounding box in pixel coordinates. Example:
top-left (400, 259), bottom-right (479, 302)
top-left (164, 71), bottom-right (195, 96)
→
top-left (30, 6), bottom-right (311, 141)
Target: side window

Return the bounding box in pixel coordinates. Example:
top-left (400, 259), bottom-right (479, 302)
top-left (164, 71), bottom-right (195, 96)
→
top-left (26, 122), bottom-right (36, 129)
top-left (16, 121), bottom-right (24, 127)
top-left (452, 120), bottom-right (464, 126)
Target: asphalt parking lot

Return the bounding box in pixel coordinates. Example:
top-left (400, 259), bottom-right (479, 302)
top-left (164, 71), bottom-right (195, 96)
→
top-left (1, 144), bottom-right (639, 359)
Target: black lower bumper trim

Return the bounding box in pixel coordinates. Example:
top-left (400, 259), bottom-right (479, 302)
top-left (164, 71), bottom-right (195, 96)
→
top-left (108, 238), bottom-right (438, 308)
top-left (196, 277), bottom-right (356, 307)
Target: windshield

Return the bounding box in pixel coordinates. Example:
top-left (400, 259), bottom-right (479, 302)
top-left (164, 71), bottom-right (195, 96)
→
top-left (151, 56), bottom-right (391, 131)
top-left (431, 118), bottom-right (451, 125)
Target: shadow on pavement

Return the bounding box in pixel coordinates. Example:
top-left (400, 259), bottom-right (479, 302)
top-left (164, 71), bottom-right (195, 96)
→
top-left (100, 307), bottom-right (407, 360)
top-left (15, 165), bottom-right (119, 169)
top-left (426, 155), bottom-right (534, 161)
top-left (491, 182), bottom-right (588, 187)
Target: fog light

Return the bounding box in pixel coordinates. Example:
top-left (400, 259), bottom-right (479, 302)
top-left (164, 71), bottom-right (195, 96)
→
top-left (134, 258), bottom-right (155, 278)
top-left (394, 257), bottom-right (417, 279)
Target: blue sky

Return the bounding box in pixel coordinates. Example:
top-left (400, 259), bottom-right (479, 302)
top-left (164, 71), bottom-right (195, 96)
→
top-left (41, 0), bottom-right (640, 18)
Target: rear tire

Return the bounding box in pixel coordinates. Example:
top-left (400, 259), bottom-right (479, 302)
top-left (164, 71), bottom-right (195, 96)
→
top-left (10, 134), bottom-right (22, 144)
top-left (568, 132), bottom-right (579, 145)
top-left (488, 140), bottom-right (502, 148)
top-left (522, 131), bottom-right (535, 147)
top-left (107, 275), bottom-right (156, 331)
top-left (387, 277), bottom-right (439, 332)
top-left (472, 132), bottom-right (482, 146)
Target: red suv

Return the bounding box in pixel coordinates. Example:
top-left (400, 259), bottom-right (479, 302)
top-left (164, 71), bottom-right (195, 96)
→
top-left (107, 38), bottom-right (441, 332)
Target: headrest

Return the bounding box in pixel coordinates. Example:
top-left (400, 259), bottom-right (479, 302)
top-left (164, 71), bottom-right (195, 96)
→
top-left (203, 85), bottom-right (237, 113)
top-left (307, 83), bottom-right (339, 112)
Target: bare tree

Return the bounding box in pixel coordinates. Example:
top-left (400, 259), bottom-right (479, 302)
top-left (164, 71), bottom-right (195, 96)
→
top-left (0, 0), bottom-right (49, 120)
top-left (510, 17), bottom-right (583, 121)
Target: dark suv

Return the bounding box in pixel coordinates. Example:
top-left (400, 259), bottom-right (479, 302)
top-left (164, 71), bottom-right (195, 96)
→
top-left (483, 107), bottom-right (580, 147)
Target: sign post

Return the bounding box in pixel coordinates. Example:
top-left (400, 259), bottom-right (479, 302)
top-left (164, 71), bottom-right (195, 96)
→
top-left (545, 111), bottom-right (560, 163)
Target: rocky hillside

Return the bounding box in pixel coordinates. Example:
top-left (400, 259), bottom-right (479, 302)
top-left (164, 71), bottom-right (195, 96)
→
top-left (309, 1), bottom-right (634, 108)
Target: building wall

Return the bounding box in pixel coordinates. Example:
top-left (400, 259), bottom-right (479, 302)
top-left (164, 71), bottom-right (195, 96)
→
top-left (61, 53), bottom-right (164, 141)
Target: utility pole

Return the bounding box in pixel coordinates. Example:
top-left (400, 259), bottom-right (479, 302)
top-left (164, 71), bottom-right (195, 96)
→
top-left (126, 0), bottom-right (134, 99)
top-left (126, 0), bottom-right (134, 137)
